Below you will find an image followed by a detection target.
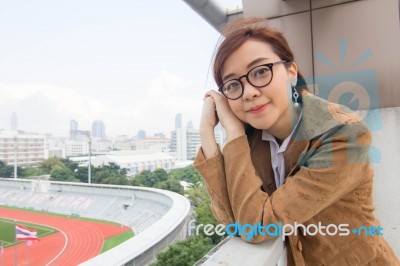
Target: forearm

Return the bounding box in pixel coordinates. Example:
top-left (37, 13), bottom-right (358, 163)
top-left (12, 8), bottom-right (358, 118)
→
top-left (193, 147), bottom-right (235, 224)
top-left (200, 127), bottom-right (218, 159)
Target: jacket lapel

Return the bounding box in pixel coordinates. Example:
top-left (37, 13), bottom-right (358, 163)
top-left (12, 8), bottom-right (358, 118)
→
top-left (284, 92), bottom-right (349, 179)
top-left (248, 130), bottom-right (276, 195)
top-left (248, 92), bottom-right (350, 188)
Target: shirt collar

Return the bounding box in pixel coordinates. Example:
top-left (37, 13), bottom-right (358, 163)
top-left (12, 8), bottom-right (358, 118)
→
top-left (262, 110), bottom-right (303, 152)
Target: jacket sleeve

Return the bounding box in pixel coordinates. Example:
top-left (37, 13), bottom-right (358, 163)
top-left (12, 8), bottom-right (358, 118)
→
top-left (193, 147), bottom-right (235, 225)
top-left (222, 122), bottom-right (372, 243)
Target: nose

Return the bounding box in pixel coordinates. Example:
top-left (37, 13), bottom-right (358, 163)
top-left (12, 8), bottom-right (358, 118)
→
top-left (241, 78), bottom-right (260, 101)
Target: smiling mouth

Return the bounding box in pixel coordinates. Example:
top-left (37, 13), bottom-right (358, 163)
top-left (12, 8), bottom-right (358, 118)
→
top-left (248, 103), bottom-right (269, 114)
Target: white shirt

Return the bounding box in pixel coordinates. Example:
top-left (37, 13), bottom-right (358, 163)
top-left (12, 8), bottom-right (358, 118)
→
top-left (262, 112), bottom-right (302, 187)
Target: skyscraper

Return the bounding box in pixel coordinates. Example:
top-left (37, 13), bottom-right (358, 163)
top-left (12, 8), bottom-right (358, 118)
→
top-left (137, 130), bottom-right (146, 139)
top-left (69, 120), bottom-right (78, 139)
top-left (175, 113), bottom-right (182, 129)
top-left (11, 112), bottom-right (17, 130)
top-left (92, 120), bottom-right (106, 140)
top-left (186, 120), bottom-right (194, 129)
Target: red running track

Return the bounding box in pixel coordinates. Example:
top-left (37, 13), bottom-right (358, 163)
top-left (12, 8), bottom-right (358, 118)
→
top-left (0, 207), bottom-right (130, 266)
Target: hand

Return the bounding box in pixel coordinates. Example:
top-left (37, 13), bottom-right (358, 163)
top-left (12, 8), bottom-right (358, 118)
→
top-left (200, 93), bottom-right (219, 131)
top-left (201, 90), bottom-right (245, 141)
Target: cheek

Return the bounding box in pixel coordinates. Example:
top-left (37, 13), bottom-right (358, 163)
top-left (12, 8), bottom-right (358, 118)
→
top-left (228, 101), bottom-right (245, 119)
top-left (271, 78), bottom-right (291, 105)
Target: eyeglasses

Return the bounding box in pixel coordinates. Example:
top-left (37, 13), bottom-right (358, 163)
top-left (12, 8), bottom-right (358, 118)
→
top-left (218, 60), bottom-right (290, 100)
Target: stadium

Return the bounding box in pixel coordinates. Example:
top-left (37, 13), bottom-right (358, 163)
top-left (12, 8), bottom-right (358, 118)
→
top-left (0, 177), bottom-right (191, 265)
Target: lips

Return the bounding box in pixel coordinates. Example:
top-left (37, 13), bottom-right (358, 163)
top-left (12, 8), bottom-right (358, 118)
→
top-left (248, 103), bottom-right (269, 114)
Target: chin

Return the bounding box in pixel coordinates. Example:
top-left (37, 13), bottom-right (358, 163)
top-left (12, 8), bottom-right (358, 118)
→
top-left (248, 121), bottom-right (273, 131)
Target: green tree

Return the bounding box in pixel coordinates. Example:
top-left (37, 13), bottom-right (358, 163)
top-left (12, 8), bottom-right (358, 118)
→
top-left (152, 168), bottom-right (169, 183)
top-left (40, 157), bottom-right (66, 173)
top-left (131, 170), bottom-right (157, 187)
top-left (73, 166), bottom-right (89, 183)
top-left (92, 169), bottom-right (128, 185)
top-left (23, 167), bottom-right (47, 177)
top-left (151, 236), bottom-right (213, 266)
top-left (170, 166), bottom-right (202, 186)
top-left (187, 184), bottom-right (223, 245)
top-left (50, 167), bottom-right (79, 182)
top-left (0, 161), bottom-right (24, 178)
top-left (60, 158), bottom-right (79, 173)
top-left (155, 178), bottom-right (184, 195)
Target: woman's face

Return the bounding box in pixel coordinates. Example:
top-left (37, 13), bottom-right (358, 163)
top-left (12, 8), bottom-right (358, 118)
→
top-left (221, 39), bottom-right (297, 136)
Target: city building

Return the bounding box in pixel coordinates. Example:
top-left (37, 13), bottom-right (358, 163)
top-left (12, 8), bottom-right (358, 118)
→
top-left (91, 139), bottom-right (113, 152)
top-left (114, 135), bottom-right (134, 150)
top-left (0, 129), bottom-right (45, 167)
top-left (65, 140), bottom-right (90, 157)
top-left (92, 120), bottom-right (106, 140)
top-left (69, 119), bottom-right (78, 138)
top-left (11, 112), bottom-right (18, 131)
top-left (170, 127), bottom-right (200, 161)
top-left (137, 130), bottom-right (146, 139)
top-left (44, 135), bottom-right (66, 159)
top-left (175, 113), bottom-right (182, 129)
top-left (69, 119), bottom-right (90, 141)
top-left (134, 137), bottom-right (171, 152)
top-left (170, 120), bottom-right (223, 161)
top-left (89, 150), bottom-right (176, 177)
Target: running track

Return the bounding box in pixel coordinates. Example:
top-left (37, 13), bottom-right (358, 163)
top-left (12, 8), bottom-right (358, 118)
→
top-left (0, 207), bottom-right (130, 266)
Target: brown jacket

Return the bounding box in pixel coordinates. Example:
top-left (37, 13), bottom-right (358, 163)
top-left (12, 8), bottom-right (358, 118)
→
top-left (193, 93), bottom-right (399, 265)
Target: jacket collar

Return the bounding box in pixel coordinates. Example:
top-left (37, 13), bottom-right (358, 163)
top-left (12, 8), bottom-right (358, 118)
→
top-left (293, 91), bottom-right (346, 141)
top-left (249, 92), bottom-right (353, 187)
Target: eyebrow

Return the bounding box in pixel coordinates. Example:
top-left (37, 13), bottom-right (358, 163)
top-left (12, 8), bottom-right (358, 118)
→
top-left (222, 57), bottom-right (271, 82)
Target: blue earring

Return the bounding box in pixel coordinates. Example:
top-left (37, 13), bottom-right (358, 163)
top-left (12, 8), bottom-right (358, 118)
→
top-left (291, 78), bottom-right (301, 111)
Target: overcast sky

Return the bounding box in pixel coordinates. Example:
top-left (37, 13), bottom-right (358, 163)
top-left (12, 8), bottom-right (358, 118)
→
top-left (0, 0), bottom-right (242, 138)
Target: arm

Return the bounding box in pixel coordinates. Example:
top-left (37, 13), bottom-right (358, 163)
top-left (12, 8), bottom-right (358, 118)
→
top-left (223, 122), bottom-right (372, 243)
top-left (194, 91), bottom-right (245, 225)
top-left (193, 147), bottom-right (235, 225)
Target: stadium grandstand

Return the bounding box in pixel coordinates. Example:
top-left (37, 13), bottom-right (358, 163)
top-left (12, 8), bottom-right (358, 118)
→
top-left (0, 177), bottom-right (191, 265)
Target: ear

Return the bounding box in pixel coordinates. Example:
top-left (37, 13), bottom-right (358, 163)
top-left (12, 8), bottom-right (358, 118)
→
top-left (287, 61), bottom-right (298, 86)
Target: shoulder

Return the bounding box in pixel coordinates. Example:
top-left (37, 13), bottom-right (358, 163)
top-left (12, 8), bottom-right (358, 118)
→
top-left (298, 92), bottom-right (370, 141)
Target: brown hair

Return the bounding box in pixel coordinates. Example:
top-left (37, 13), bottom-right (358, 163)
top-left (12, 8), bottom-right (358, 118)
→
top-left (213, 17), bottom-right (308, 96)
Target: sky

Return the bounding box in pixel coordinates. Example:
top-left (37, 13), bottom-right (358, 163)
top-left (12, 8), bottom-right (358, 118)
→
top-left (0, 0), bottom-right (242, 138)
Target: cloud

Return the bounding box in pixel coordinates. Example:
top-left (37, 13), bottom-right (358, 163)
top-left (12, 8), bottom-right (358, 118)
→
top-left (0, 83), bottom-right (110, 136)
top-left (0, 71), bottom-right (203, 137)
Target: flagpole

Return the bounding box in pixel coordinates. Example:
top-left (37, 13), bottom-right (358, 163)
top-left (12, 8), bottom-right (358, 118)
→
top-left (14, 220), bottom-right (17, 266)
top-left (0, 241), bottom-right (4, 266)
top-left (14, 220), bottom-right (18, 266)
top-left (26, 241), bottom-right (31, 266)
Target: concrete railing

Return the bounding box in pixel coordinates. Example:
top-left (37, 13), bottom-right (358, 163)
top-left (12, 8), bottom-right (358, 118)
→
top-left (0, 178), bottom-right (191, 266)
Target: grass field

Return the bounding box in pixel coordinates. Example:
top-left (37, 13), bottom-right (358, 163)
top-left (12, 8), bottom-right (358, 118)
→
top-left (0, 218), bottom-right (57, 248)
top-left (101, 230), bottom-right (134, 253)
top-left (1, 205), bottom-right (135, 251)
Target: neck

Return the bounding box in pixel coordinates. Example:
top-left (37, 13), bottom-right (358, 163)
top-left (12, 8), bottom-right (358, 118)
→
top-left (268, 105), bottom-right (300, 142)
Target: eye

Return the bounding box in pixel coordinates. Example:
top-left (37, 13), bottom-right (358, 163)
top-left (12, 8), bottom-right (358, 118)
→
top-left (224, 80), bottom-right (241, 93)
top-left (252, 66), bottom-right (271, 78)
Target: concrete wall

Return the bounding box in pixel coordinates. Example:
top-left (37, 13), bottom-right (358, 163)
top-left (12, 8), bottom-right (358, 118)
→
top-left (243, 0), bottom-right (400, 109)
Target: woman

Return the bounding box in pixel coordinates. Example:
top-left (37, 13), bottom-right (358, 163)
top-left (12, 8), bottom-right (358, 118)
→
top-left (193, 17), bottom-right (399, 265)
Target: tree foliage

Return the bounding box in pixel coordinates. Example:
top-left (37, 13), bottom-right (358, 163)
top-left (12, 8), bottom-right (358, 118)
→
top-left (155, 178), bottom-right (184, 195)
top-left (39, 157), bottom-right (66, 173)
top-left (50, 167), bottom-right (79, 182)
top-left (0, 161), bottom-right (24, 178)
top-left (151, 236), bottom-right (213, 266)
top-left (169, 166), bottom-right (202, 186)
top-left (130, 168), bottom-right (183, 195)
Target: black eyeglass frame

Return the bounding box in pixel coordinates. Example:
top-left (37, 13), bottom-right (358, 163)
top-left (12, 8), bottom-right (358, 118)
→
top-left (218, 60), bottom-right (291, 100)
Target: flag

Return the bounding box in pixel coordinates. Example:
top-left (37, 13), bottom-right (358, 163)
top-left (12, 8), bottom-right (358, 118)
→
top-left (15, 224), bottom-right (39, 241)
